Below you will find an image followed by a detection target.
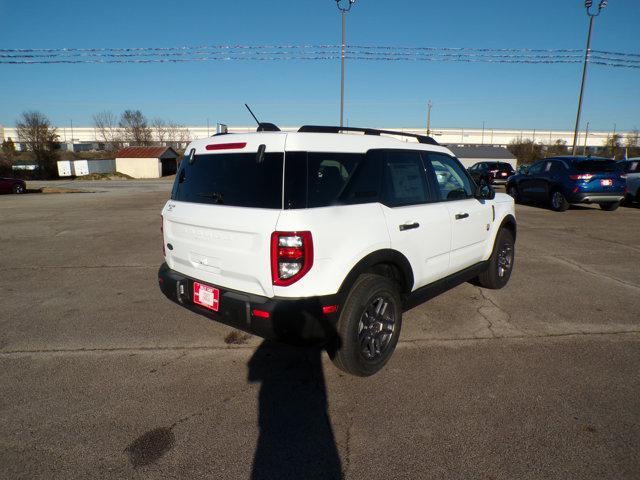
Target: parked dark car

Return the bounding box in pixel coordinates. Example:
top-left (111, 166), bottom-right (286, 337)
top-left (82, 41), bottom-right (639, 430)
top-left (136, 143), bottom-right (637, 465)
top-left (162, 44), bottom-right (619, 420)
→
top-left (506, 157), bottom-right (626, 212)
top-left (468, 161), bottom-right (515, 185)
top-left (0, 177), bottom-right (26, 194)
top-left (617, 158), bottom-right (640, 204)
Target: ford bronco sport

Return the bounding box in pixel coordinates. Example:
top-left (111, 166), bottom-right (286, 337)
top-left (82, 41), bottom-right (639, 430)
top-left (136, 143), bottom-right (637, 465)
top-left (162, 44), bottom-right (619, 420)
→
top-left (159, 125), bottom-right (516, 376)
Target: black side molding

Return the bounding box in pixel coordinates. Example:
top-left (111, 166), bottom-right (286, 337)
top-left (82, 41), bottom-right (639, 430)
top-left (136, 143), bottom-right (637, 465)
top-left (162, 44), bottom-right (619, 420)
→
top-left (403, 261), bottom-right (489, 312)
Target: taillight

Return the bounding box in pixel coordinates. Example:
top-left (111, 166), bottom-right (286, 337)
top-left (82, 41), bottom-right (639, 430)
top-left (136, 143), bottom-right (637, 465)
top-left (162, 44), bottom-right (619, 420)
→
top-left (161, 215), bottom-right (165, 257)
top-left (270, 231), bottom-right (313, 286)
top-left (569, 174), bottom-right (594, 181)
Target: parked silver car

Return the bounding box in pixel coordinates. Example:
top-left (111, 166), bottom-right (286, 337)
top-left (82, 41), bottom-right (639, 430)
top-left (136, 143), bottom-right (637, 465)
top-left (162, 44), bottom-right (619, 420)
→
top-left (618, 158), bottom-right (640, 204)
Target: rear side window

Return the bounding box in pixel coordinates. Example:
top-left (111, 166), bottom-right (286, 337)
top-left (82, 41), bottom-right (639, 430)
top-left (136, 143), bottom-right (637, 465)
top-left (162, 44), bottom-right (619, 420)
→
top-left (283, 152), bottom-right (374, 209)
top-left (307, 153), bottom-right (362, 208)
top-left (574, 160), bottom-right (619, 172)
top-left (172, 153), bottom-right (283, 209)
top-left (622, 161), bottom-right (639, 173)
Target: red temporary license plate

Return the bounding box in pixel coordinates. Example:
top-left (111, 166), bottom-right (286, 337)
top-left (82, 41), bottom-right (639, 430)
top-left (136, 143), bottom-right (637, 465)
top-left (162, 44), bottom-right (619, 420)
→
top-left (193, 282), bottom-right (220, 312)
top-left (601, 179), bottom-right (613, 186)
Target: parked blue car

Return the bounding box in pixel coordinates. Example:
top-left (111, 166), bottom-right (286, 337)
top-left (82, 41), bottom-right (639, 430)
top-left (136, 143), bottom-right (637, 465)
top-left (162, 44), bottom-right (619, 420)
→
top-left (506, 156), bottom-right (626, 211)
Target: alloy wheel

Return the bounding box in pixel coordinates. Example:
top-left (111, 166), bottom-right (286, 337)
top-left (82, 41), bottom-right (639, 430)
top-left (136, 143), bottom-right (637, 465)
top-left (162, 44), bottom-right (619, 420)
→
top-left (357, 296), bottom-right (396, 361)
top-left (497, 243), bottom-right (514, 278)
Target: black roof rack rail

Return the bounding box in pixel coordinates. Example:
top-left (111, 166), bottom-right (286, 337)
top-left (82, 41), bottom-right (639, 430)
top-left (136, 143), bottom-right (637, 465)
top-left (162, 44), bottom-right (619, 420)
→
top-left (297, 125), bottom-right (439, 145)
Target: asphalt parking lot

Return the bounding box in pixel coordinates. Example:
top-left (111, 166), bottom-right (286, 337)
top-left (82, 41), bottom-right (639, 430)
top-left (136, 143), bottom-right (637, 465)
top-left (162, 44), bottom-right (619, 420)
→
top-left (1, 181), bottom-right (639, 479)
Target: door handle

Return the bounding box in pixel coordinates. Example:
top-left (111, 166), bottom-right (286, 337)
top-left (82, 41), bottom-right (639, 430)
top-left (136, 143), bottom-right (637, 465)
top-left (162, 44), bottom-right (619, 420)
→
top-left (455, 213), bottom-right (469, 220)
top-left (399, 222), bottom-right (420, 231)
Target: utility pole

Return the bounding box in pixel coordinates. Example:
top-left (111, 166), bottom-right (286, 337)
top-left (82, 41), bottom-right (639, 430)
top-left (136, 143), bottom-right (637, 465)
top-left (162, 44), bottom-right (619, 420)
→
top-left (207, 118), bottom-right (210, 137)
top-left (481, 121), bottom-right (485, 145)
top-left (70, 119), bottom-right (74, 150)
top-left (426, 100), bottom-right (433, 136)
top-left (572, 0), bottom-right (608, 156)
top-left (335, 0), bottom-right (357, 127)
top-left (583, 121), bottom-right (590, 155)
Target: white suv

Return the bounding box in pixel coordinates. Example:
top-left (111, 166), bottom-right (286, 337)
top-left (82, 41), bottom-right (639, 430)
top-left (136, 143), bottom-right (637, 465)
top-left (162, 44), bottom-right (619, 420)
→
top-left (159, 126), bottom-right (516, 376)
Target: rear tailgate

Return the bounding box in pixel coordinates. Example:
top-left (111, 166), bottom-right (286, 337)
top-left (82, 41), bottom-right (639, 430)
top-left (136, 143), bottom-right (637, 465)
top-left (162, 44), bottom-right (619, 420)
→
top-left (574, 160), bottom-right (625, 193)
top-left (162, 134), bottom-right (287, 298)
top-left (163, 203), bottom-right (280, 297)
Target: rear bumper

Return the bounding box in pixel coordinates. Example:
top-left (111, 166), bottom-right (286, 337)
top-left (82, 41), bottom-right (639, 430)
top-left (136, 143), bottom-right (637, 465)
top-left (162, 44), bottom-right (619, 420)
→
top-left (568, 192), bottom-right (625, 204)
top-left (158, 263), bottom-right (340, 341)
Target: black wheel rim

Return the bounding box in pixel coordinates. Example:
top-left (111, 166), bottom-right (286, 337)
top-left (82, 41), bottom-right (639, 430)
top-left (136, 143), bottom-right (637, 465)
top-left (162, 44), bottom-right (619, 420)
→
top-left (497, 243), bottom-right (514, 278)
top-left (357, 295), bottom-right (396, 361)
top-left (552, 192), bottom-right (563, 209)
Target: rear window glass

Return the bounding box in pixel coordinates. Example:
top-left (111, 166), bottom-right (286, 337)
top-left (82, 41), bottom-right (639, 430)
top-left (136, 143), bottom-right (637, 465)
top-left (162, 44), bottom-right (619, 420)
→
top-left (574, 160), bottom-right (619, 172)
top-left (498, 162), bottom-right (515, 171)
top-left (284, 152), bottom-right (374, 209)
top-left (172, 153), bottom-right (283, 209)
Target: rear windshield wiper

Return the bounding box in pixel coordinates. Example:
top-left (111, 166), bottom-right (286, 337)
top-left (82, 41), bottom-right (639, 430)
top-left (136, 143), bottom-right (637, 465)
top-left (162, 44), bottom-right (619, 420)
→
top-left (197, 192), bottom-right (224, 204)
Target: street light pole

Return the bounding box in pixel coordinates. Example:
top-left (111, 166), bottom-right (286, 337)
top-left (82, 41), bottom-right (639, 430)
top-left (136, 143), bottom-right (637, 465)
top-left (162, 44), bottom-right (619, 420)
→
top-left (426, 100), bottom-right (433, 136)
top-left (572, 0), bottom-right (607, 156)
top-left (335, 0), bottom-right (356, 127)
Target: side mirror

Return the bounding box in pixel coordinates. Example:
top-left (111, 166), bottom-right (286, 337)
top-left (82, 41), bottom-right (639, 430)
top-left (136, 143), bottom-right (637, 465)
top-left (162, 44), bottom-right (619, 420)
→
top-left (476, 183), bottom-right (496, 201)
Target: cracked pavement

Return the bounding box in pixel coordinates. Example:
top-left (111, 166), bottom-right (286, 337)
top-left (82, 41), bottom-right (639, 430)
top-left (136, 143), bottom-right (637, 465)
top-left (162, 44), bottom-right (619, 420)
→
top-left (1, 182), bottom-right (639, 479)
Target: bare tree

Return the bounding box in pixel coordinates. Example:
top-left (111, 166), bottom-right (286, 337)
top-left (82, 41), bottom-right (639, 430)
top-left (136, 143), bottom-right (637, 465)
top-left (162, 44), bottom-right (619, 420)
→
top-left (119, 110), bottom-right (152, 146)
top-left (508, 138), bottom-right (544, 165)
top-left (603, 134), bottom-right (622, 159)
top-left (0, 137), bottom-right (16, 174)
top-left (16, 111), bottom-right (58, 152)
top-left (165, 123), bottom-right (192, 150)
top-left (152, 118), bottom-right (169, 145)
top-left (625, 129), bottom-right (640, 158)
top-left (546, 139), bottom-right (569, 157)
top-left (16, 111), bottom-right (59, 177)
top-left (93, 111), bottom-right (122, 150)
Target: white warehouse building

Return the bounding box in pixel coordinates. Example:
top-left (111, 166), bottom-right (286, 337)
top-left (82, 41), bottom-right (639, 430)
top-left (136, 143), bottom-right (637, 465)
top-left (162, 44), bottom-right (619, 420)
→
top-left (0, 124), bottom-right (628, 151)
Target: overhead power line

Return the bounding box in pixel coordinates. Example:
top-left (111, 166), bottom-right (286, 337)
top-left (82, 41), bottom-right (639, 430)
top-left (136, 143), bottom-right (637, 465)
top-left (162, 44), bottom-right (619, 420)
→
top-left (0, 44), bottom-right (638, 69)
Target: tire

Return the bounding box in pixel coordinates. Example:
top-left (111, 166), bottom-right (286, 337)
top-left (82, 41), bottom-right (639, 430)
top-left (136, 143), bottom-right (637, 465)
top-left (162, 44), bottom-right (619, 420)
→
top-left (599, 201), bottom-right (620, 211)
top-left (331, 274), bottom-right (402, 377)
top-left (507, 185), bottom-right (519, 204)
top-left (12, 184), bottom-right (25, 194)
top-left (550, 190), bottom-right (569, 212)
top-left (476, 229), bottom-right (515, 290)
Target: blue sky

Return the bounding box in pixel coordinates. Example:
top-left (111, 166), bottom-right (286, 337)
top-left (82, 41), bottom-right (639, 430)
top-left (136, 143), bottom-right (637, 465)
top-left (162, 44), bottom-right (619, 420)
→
top-left (0, 0), bottom-right (639, 131)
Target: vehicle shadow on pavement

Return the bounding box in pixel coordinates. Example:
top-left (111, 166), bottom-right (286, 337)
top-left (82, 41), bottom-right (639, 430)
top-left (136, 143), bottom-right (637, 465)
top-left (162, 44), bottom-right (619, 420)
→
top-left (248, 340), bottom-right (343, 480)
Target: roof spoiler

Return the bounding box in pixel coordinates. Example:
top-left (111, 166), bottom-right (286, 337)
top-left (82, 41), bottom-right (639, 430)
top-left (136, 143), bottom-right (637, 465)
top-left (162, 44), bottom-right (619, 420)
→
top-left (298, 125), bottom-right (439, 145)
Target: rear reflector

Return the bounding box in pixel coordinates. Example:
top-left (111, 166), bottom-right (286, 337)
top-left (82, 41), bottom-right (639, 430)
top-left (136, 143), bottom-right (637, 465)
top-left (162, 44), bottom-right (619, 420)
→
top-left (322, 305), bottom-right (338, 315)
top-left (252, 309), bottom-right (270, 319)
top-left (205, 142), bottom-right (247, 151)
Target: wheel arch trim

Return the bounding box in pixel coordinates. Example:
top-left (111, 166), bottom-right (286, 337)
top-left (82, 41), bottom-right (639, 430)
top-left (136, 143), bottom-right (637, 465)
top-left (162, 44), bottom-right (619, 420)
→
top-left (338, 249), bottom-right (414, 296)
